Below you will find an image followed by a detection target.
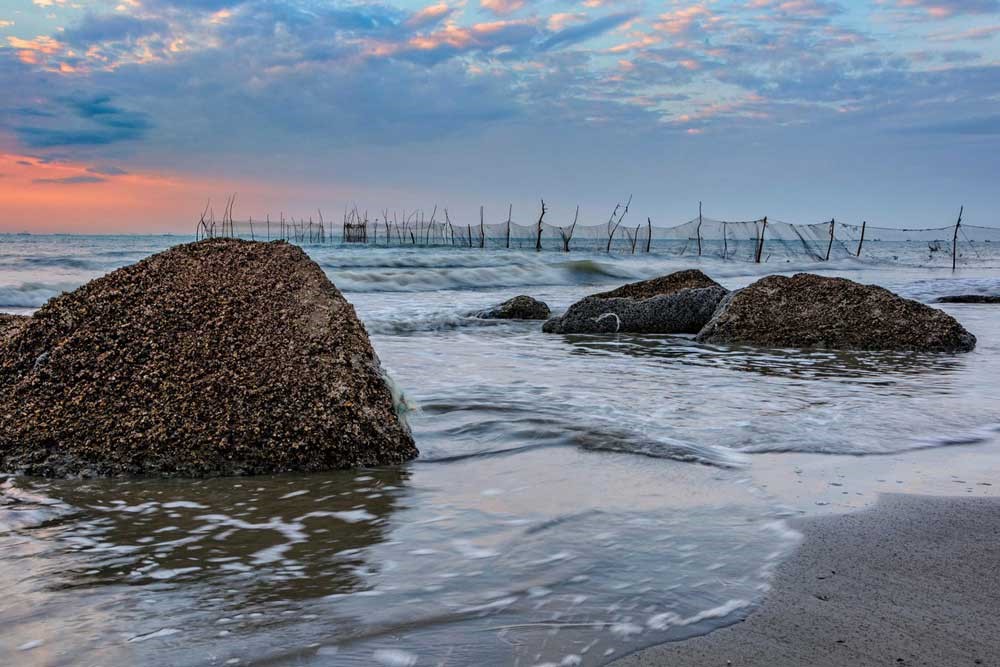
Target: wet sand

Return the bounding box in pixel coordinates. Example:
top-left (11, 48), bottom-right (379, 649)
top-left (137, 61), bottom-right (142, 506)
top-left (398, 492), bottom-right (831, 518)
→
top-left (612, 493), bottom-right (1000, 667)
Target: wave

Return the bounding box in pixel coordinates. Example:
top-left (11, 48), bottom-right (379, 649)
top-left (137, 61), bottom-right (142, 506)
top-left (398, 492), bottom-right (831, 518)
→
top-left (894, 276), bottom-right (1000, 303)
top-left (365, 311), bottom-right (524, 335)
top-left (737, 422), bottom-right (1000, 457)
top-left (0, 255), bottom-right (106, 270)
top-left (412, 393), bottom-right (746, 468)
top-left (328, 258), bottom-right (638, 293)
top-left (0, 478), bottom-right (76, 532)
top-left (0, 282), bottom-right (75, 308)
top-left (322, 247), bottom-right (897, 294)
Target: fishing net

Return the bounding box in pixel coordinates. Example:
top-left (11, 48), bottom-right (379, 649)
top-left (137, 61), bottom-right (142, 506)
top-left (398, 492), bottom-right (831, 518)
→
top-left (201, 214), bottom-right (1000, 267)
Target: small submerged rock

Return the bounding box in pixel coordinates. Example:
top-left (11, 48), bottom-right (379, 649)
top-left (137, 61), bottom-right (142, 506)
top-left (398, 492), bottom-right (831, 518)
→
top-left (0, 238), bottom-right (417, 477)
top-left (543, 270), bottom-right (728, 334)
top-left (697, 273), bottom-right (977, 352)
top-left (935, 295), bottom-right (1000, 304)
top-left (474, 295), bottom-right (551, 320)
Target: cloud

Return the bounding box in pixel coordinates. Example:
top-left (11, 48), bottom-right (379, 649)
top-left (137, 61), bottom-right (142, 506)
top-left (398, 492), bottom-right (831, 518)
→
top-left (6, 35), bottom-right (64, 65)
top-left (213, 1), bottom-right (405, 44)
top-left (4, 0), bottom-right (1000, 198)
top-left (13, 95), bottom-right (152, 148)
top-left (62, 13), bottom-right (169, 46)
top-left (87, 165), bottom-right (129, 175)
top-left (407, 2), bottom-right (453, 28)
top-left (547, 13), bottom-right (585, 31)
top-left (747, 0), bottom-right (844, 21)
top-left (652, 5), bottom-right (713, 37)
top-left (146, 0), bottom-right (249, 10)
top-left (891, 0), bottom-right (1000, 18)
top-left (33, 175), bottom-right (107, 184)
top-left (540, 12), bottom-right (639, 50)
top-left (9, 107), bottom-right (56, 118)
top-left (928, 25), bottom-right (1000, 41)
top-left (481, 0), bottom-right (527, 16)
top-left (388, 19), bottom-right (539, 63)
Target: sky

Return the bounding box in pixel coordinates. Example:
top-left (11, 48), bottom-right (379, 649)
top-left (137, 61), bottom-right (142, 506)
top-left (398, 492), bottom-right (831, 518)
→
top-left (1, 0), bottom-right (999, 233)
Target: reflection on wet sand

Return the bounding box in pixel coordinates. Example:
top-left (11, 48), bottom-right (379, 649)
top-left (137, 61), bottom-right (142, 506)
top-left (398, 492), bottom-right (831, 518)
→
top-left (0, 469), bottom-right (410, 665)
top-left (1, 446), bottom-right (793, 667)
top-left (40, 469), bottom-right (411, 602)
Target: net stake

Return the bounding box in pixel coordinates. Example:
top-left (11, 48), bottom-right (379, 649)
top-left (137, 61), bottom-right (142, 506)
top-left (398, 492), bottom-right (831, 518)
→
top-left (697, 202), bottom-right (703, 256)
top-left (535, 199), bottom-right (546, 252)
top-left (755, 217), bottom-right (767, 263)
top-left (952, 205), bottom-right (963, 271)
top-left (506, 204), bottom-right (512, 249)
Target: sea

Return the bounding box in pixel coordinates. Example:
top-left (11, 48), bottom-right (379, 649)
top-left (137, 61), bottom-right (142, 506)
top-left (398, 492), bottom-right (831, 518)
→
top-left (2, 234), bottom-right (1000, 667)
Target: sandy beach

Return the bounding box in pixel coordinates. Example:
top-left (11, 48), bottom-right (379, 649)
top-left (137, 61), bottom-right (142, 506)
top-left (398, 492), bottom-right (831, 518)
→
top-left (612, 493), bottom-right (1000, 667)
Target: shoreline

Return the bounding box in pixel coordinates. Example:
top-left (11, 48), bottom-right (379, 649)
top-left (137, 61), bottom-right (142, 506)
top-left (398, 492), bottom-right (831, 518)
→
top-left (611, 493), bottom-right (1000, 666)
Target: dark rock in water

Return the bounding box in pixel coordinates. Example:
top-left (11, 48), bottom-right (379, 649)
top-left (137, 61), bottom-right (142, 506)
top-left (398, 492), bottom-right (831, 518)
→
top-left (0, 238), bottom-right (417, 478)
top-left (697, 273), bottom-right (976, 352)
top-left (936, 295), bottom-right (1000, 304)
top-left (543, 286), bottom-right (728, 334)
top-left (592, 269), bottom-right (721, 300)
top-left (475, 295), bottom-right (551, 320)
top-left (543, 269), bottom-right (728, 334)
top-left (0, 314), bottom-right (29, 346)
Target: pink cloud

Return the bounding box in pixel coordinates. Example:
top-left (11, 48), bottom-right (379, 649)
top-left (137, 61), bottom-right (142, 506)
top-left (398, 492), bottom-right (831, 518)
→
top-left (374, 18), bottom-right (537, 57)
top-left (7, 35), bottom-right (66, 68)
top-left (653, 5), bottom-right (713, 36)
top-left (547, 12), bottom-right (585, 31)
top-left (928, 24), bottom-right (1000, 40)
top-left (407, 2), bottom-right (454, 28)
top-left (481, 0), bottom-right (526, 16)
top-left (890, 0), bottom-right (1000, 20)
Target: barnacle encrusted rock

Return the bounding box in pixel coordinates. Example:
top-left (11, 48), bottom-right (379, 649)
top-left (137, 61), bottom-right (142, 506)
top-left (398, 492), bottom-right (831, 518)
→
top-left (0, 238), bottom-right (417, 477)
top-left (474, 295), bottom-right (551, 320)
top-left (935, 295), bottom-right (1000, 304)
top-left (591, 269), bottom-right (722, 300)
top-left (0, 314), bottom-right (29, 346)
top-left (543, 270), bottom-right (728, 334)
top-left (697, 273), bottom-right (977, 352)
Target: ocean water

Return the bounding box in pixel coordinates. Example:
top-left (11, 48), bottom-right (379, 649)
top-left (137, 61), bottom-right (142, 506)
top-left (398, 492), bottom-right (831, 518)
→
top-left (2, 235), bottom-right (1000, 666)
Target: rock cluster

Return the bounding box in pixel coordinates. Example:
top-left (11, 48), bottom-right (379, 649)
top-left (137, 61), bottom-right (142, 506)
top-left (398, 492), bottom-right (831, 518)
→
top-left (544, 270), bottom-right (976, 353)
top-left (697, 273), bottom-right (976, 352)
top-left (0, 238), bottom-right (417, 478)
top-left (474, 295), bottom-right (551, 320)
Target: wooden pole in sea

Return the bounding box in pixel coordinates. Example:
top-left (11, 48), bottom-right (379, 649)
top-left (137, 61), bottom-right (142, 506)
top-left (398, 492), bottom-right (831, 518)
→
top-left (506, 204), bottom-right (512, 249)
top-left (952, 205), bottom-right (963, 271)
top-left (856, 220), bottom-right (866, 257)
top-left (697, 201), bottom-right (703, 256)
top-left (825, 218), bottom-right (835, 261)
top-left (535, 199), bottom-right (546, 252)
top-left (755, 217), bottom-right (767, 263)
